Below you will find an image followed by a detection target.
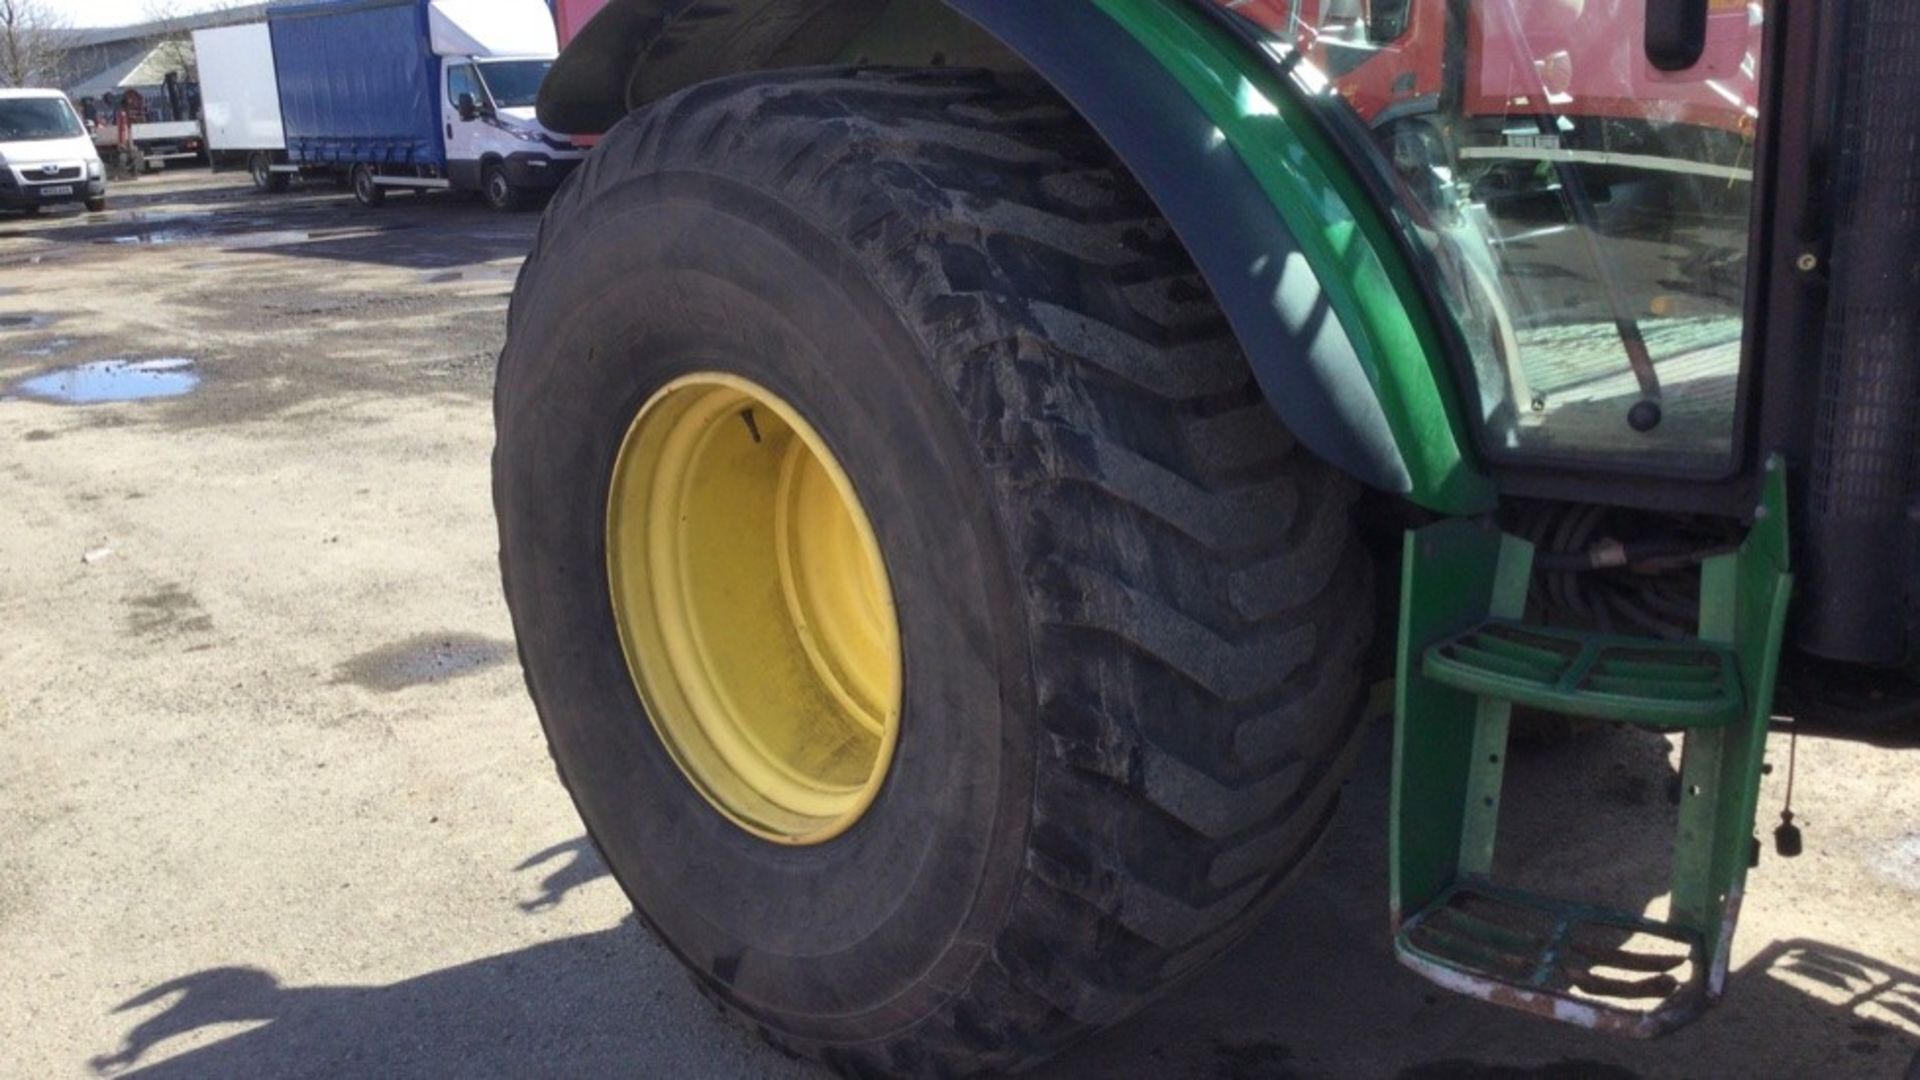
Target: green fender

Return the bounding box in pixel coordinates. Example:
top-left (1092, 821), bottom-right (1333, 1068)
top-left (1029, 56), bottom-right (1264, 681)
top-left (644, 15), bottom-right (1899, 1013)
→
top-left (539, 0), bottom-right (1496, 514)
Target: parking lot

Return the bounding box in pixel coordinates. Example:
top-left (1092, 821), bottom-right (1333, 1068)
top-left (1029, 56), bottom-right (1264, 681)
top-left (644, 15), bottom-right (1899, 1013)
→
top-left (2, 170), bottom-right (1916, 1078)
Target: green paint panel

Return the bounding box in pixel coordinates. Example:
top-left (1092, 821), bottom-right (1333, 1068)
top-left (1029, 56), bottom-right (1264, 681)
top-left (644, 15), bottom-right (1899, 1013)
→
top-left (1390, 518), bottom-right (1527, 917)
top-left (1090, 0), bottom-right (1494, 514)
top-left (1670, 458), bottom-right (1794, 967)
top-left (1458, 698), bottom-right (1513, 878)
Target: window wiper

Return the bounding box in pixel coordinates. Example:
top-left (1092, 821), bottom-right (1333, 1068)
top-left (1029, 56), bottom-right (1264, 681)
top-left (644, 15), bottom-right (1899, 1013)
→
top-left (1533, 115), bottom-right (1665, 432)
top-left (1485, 1), bottom-right (1664, 431)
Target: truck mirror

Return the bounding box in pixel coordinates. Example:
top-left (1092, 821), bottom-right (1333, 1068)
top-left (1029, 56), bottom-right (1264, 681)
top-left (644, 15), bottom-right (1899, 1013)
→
top-left (1368, 0), bottom-right (1411, 43)
top-left (1322, 0), bottom-right (1362, 23)
top-left (458, 92), bottom-right (479, 122)
top-left (1646, 0), bottom-right (1710, 71)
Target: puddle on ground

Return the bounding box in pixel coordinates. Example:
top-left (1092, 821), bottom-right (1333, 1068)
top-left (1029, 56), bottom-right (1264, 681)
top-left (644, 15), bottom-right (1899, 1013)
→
top-left (420, 263), bottom-right (521, 286)
top-left (88, 210), bottom-right (271, 246)
top-left (333, 632), bottom-right (515, 693)
top-left (94, 224), bottom-right (408, 250)
top-left (11, 358), bottom-right (199, 404)
top-left (17, 338), bottom-right (75, 357)
top-left (97, 231), bottom-right (199, 246)
top-left (123, 210), bottom-right (213, 224)
top-left (221, 229), bottom-right (323, 249)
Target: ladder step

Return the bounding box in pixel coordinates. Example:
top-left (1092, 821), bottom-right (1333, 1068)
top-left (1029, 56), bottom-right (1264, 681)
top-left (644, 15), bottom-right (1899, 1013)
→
top-left (1391, 459), bottom-right (1794, 1036)
top-left (1394, 883), bottom-right (1707, 1036)
top-left (1423, 619), bottom-right (1743, 728)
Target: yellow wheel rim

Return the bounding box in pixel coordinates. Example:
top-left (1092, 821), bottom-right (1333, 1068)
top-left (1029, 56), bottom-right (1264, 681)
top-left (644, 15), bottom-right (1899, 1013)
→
top-left (606, 374), bottom-right (903, 845)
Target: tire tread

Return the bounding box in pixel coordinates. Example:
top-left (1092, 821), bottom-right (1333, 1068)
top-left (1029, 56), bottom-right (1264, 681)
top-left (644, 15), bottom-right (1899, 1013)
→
top-left (511, 66), bottom-right (1372, 1076)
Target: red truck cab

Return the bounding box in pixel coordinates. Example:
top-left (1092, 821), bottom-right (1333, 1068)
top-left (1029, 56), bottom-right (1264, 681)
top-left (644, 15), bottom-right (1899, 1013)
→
top-left (555, 0), bottom-right (611, 47)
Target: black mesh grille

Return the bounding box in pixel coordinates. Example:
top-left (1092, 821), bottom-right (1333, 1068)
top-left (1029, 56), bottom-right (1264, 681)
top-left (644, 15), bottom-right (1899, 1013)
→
top-left (1811, 1), bottom-right (1920, 519)
top-left (1802, 0), bottom-right (1920, 661)
top-left (1830, 5), bottom-right (1920, 222)
top-left (1812, 313), bottom-right (1920, 518)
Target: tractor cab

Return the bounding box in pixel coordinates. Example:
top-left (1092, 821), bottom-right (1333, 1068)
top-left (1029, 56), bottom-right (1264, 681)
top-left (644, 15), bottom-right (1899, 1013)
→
top-left (1221, 0), bottom-right (1914, 1033)
top-left (1236, 0), bottom-right (1764, 476)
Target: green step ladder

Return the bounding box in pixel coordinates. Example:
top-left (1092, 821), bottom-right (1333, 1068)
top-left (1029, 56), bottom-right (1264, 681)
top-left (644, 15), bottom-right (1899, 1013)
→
top-left (1390, 458), bottom-right (1793, 1036)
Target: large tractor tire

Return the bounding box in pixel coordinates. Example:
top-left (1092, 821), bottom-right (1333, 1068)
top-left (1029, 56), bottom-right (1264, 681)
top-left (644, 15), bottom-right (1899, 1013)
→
top-left (495, 68), bottom-right (1372, 1076)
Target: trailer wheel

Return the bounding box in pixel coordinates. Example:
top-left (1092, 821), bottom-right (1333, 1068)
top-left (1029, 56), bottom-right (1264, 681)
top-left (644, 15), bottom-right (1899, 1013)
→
top-left (482, 164), bottom-right (526, 212)
top-left (250, 153), bottom-right (289, 194)
top-left (350, 164), bottom-right (384, 208)
top-left (496, 69), bottom-right (1372, 1077)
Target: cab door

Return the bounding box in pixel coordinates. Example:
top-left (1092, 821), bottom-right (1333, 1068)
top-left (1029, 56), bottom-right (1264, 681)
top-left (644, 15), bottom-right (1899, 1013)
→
top-left (1218, 0), bottom-right (1771, 477)
top-left (443, 61), bottom-right (487, 188)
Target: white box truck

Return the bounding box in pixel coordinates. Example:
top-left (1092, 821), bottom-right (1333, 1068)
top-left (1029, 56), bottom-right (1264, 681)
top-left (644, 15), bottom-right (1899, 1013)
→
top-left (192, 22), bottom-right (289, 191)
top-left (194, 0), bottom-right (583, 210)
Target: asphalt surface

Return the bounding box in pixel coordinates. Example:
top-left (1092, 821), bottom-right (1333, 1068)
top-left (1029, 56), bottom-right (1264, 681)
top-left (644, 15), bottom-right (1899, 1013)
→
top-left (2, 171), bottom-right (1916, 1079)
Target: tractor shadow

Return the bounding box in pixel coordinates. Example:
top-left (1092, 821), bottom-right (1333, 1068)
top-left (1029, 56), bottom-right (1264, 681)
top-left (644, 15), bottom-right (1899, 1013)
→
top-left (88, 727), bottom-right (1920, 1078)
top-left (513, 836), bottom-right (606, 913)
top-left (84, 919), bottom-right (809, 1080)
top-left (1053, 723), bottom-right (1920, 1078)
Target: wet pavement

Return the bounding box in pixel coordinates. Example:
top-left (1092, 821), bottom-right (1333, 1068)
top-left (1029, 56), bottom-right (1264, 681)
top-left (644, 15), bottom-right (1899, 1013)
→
top-left (0, 173), bottom-right (530, 270)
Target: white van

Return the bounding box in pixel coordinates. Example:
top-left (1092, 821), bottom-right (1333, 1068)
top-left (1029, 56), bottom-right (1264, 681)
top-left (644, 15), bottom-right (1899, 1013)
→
top-left (0, 89), bottom-right (107, 215)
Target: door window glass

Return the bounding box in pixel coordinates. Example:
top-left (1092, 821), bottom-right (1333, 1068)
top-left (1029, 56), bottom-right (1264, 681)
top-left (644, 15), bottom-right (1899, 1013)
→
top-left (447, 64), bottom-right (482, 108)
top-left (1215, 0), bottom-right (1767, 473)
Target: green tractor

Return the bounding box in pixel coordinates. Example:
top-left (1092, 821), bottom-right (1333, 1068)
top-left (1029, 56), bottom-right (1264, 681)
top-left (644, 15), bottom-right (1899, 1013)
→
top-left (493, 0), bottom-right (1918, 1072)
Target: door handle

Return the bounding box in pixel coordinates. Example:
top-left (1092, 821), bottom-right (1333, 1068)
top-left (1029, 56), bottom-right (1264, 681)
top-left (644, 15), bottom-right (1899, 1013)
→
top-left (446, 124), bottom-right (453, 139)
top-left (1645, 0), bottom-right (1709, 71)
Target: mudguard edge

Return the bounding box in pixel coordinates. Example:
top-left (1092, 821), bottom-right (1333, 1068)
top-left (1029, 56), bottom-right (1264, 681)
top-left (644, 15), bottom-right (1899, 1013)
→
top-left (540, 0), bottom-right (1496, 511)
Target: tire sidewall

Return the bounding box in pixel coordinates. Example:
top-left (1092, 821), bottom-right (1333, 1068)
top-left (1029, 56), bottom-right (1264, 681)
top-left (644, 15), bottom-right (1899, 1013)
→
top-left (497, 170), bottom-right (1036, 1045)
top-left (352, 166), bottom-right (380, 207)
top-left (485, 166), bottom-right (512, 211)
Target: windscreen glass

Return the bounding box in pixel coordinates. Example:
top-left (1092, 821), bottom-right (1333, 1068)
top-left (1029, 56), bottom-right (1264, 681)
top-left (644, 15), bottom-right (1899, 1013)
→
top-left (1215, 0), bottom-right (1766, 472)
top-left (0, 98), bottom-right (85, 142)
top-left (476, 61), bottom-right (553, 110)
